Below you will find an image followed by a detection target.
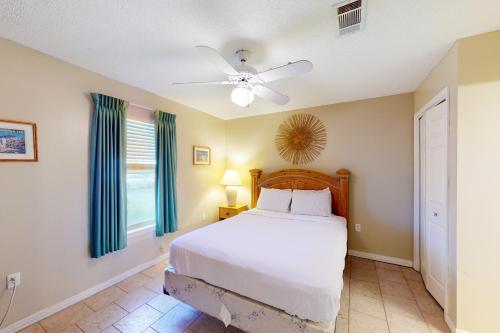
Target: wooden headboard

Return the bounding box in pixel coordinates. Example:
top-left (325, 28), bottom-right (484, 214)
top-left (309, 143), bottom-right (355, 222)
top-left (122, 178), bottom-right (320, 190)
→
top-left (249, 168), bottom-right (351, 220)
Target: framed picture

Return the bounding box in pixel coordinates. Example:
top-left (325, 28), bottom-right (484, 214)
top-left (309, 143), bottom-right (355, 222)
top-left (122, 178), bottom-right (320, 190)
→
top-left (0, 119), bottom-right (38, 162)
top-left (193, 145), bottom-right (211, 165)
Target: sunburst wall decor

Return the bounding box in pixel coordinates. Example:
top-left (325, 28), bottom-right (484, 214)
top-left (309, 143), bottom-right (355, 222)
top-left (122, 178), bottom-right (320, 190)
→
top-left (275, 113), bottom-right (327, 165)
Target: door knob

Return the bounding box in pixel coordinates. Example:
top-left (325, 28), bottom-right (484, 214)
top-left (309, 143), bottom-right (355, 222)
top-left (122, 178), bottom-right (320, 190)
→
top-left (433, 212), bottom-right (438, 217)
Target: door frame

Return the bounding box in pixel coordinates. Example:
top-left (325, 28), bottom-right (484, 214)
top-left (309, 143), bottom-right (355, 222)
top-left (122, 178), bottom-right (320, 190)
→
top-left (413, 87), bottom-right (449, 308)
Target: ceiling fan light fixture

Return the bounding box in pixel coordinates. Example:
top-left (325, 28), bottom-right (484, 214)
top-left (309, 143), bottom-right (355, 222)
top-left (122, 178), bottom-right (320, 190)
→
top-left (231, 86), bottom-right (254, 107)
top-left (175, 46), bottom-right (313, 107)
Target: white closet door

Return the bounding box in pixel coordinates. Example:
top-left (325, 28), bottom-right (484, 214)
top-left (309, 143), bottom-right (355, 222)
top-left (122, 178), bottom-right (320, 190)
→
top-left (421, 101), bottom-right (448, 308)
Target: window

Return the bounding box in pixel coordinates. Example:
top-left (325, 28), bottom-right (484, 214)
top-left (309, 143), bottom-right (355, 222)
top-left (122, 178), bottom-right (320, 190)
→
top-left (126, 118), bottom-right (155, 231)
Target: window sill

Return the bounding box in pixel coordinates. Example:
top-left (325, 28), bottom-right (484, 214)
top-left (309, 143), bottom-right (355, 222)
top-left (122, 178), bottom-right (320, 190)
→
top-left (127, 224), bottom-right (155, 244)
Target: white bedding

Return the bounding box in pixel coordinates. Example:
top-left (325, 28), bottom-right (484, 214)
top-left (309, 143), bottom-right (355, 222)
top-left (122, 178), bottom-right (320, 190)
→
top-left (169, 209), bottom-right (347, 323)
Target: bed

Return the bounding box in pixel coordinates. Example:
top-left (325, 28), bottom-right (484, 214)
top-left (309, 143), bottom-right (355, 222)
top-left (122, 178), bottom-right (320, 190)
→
top-left (164, 168), bottom-right (350, 333)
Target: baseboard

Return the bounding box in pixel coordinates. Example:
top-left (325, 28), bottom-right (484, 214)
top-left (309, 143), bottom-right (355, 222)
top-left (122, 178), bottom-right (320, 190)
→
top-left (0, 253), bottom-right (169, 333)
top-left (348, 249), bottom-right (413, 267)
top-left (445, 314), bottom-right (471, 333)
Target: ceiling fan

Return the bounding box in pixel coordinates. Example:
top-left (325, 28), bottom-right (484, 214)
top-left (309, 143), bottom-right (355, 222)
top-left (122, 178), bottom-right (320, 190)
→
top-left (173, 46), bottom-right (313, 107)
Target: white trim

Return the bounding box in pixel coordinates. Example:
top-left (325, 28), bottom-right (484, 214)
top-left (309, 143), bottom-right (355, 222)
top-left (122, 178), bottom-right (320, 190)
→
top-left (413, 107), bottom-right (422, 271)
top-left (0, 253), bottom-right (168, 333)
top-left (347, 249), bottom-right (413, 267)
top-left (445, 313), bottom-right (470, 333)
top-left (445, 314), bottom-right (456, 333)
top-left (129, 102), bottom-right (154, 111)
top-left (127, 224), bottom-right (155, 244)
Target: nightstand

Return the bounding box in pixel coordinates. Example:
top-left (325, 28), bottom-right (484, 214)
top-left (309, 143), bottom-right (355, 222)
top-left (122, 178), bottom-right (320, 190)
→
top-left (219, 204), bottom-right (248, 220)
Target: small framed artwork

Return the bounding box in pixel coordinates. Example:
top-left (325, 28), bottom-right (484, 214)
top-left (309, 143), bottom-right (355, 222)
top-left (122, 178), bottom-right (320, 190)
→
top-left (0, 119), bottom-right (38, 162)
top-left (193, 145), bottom-right (211, 165)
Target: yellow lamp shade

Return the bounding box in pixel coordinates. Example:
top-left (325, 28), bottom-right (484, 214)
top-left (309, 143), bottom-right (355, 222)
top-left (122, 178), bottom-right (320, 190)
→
top-left (220, 169), bottom-right (242, 186)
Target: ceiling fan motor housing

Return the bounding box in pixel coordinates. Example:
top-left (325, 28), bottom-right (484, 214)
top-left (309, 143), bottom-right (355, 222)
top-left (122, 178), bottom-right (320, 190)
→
top-left (235, 49), bottom-right (250, 63)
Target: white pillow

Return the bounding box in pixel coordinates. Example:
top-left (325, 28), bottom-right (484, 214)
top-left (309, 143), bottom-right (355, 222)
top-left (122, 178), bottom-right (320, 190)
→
top-left (256, 188), bottom-right (292, 212)
top-left (291, 188), bottom-right (332, 217)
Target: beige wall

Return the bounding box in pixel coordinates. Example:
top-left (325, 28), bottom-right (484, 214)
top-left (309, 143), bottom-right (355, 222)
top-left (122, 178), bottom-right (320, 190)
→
top-left (0, 38), bottom-right (226, 326)
top-left (456, 30), bottom-right (500, 333)
top-left (226, 93), bottom-right (415, 261)
top-left (414, 43), bottom-right (458, 326)
top-left (415, 29), bottom-right (500, 332)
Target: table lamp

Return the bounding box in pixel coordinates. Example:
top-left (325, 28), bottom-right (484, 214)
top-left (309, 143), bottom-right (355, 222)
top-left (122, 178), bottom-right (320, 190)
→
top-left (220, 169), bottom-right (242, 207)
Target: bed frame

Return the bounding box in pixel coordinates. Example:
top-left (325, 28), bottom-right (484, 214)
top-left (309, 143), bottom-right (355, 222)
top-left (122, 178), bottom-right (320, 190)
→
top-left (164, 168), bottom-right (351, 333)
top-left (250, 168), bottom-right (350, 220)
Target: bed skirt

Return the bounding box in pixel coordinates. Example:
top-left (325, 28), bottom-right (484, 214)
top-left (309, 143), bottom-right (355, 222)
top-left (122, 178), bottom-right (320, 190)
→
top-left (164, 267), bottom-right (336, 333)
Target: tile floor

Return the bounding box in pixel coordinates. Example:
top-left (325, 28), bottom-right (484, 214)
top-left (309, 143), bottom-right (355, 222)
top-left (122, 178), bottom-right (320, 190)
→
top-left (17, 256), bottom-right (450, 333)
top-left (336, 256), bottom-right (450, 333)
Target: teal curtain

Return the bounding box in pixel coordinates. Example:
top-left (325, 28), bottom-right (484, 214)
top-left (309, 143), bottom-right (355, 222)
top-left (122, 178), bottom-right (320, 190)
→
top-left (155, 111), bottom-right (177, 236)
top-left (89, 93), bottom-right (128, 258)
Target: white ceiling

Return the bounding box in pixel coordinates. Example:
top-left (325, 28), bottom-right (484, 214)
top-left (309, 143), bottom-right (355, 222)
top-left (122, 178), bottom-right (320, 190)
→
top-left (1, 1), bottom-right (500, 119)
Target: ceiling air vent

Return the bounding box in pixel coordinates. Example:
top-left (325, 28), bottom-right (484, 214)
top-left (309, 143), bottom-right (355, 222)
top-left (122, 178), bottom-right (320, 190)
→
top-left (334, 0), bottom-right (367, 36)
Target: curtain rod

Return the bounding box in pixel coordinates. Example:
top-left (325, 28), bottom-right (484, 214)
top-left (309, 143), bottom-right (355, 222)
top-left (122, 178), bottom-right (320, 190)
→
top-left (129, 102), bottom-right (154, 111)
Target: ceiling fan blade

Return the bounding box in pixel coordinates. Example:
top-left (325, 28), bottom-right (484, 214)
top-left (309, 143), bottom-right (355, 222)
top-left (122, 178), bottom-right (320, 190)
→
top-left (257, 60), bottom-right (313, 82)
top-left (172, 80), bottom-right (232, 86)
top-left (196, 45), bottom-right (239, 75)
top-left (253, 84), bottom-right (290, 105)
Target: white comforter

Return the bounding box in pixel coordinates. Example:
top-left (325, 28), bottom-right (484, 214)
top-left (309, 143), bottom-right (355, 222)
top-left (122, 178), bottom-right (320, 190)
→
top-left (169, 209), bottom-right (347, 323)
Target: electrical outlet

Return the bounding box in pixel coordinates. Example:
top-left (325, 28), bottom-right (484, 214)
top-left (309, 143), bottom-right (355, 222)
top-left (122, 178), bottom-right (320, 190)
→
top-left (355, 224), bottom-right (361, 232)
top-left (7, 272), bottom-right (21, 289)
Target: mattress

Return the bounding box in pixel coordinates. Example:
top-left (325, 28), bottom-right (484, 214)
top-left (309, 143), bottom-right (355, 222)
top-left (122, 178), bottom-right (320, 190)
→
top-left (169, 209), bottom-right (347, 322)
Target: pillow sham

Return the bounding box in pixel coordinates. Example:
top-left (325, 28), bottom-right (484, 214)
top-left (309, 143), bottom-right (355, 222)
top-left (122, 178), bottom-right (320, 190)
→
top-left (291, 188), bottom-right (332, 217)
top-left (256, 188), bottom-right (292, 212)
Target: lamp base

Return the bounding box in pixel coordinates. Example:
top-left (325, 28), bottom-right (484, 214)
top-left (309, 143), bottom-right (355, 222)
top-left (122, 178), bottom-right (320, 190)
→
top-left (226, 186), bottom-right (238, 207)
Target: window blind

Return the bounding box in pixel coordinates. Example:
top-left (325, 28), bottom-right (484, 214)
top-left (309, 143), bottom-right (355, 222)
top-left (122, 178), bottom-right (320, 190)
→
top-left (126, 119), bottom-right (155, 166)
